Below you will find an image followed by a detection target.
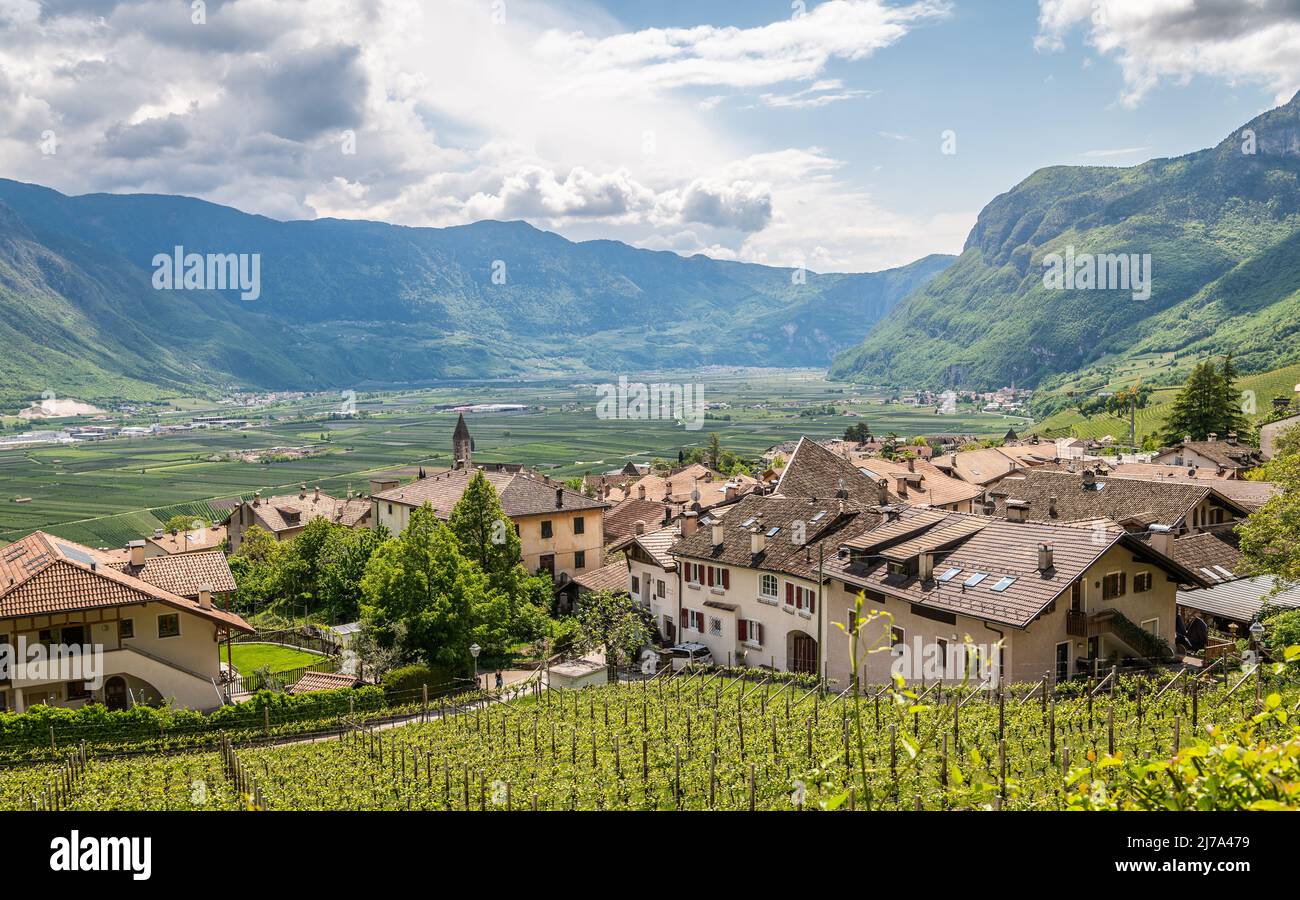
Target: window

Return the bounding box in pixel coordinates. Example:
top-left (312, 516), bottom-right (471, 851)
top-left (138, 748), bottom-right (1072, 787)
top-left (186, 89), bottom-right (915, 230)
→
top-left (685, 562), bottom-right (704, 585)
top-left (573, 516), bottom-right (585, 535)
top-left (656, 579), bottom-right (666, 598)
top-left (119, 619), bottom-right (134, 640)
top-left (890, 626), bottom-right (905, 653)
top-left (887, 561), bottom-right (908, 577)
top-left (706, 566), bottom-right (730, 590)
top-left (66, 681), bottom-right (92, 701)
top-left (709, 617), bottom-right (723, 637)
top-left (737, 619), bottom-right (763, 646)
top-left (963, 572), bottom-right (988, 588)
top-left (1102, 571), bottom-right (1126, 600)
top-left (937, 567), bottom-right (962, 583)
top-left (683, 609), bottom-right (704, 631)
top-left (540, 520), bottom-right (553, 539)
top-left (1141, 618), bottom-right (1160, 638)
top-left (157, 613), bottom-right (181, 638)
top-left (990, 576), bottom-right (1015, 593)
top-left (387, 503), bottom-right (393, 514)
top-left (574, 550), bottom-right (586, 570)
top-left (784, 583), bottom-right (815, 613)
top-left (631, 575), bottom-right (641, 594)
top-left (760, 573), bottom-right (779, 601)
top-left (1134, 571), bottom-right (1153, 593)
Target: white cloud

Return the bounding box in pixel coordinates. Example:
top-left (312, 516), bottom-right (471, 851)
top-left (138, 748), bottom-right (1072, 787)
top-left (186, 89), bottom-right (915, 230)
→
top-left (0, 0), bottom-right (960, 272)
top-left (1036, 0), bottom-right (1300, 107)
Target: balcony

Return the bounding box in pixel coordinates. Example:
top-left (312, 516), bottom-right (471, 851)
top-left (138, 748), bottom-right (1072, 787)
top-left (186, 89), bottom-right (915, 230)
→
top-left (1066, 609), bottom-right (1087, 637)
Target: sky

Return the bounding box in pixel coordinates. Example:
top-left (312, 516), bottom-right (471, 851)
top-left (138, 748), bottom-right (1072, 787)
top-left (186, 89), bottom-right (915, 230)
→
top-left (1, 0), bottom-right (1299, 272)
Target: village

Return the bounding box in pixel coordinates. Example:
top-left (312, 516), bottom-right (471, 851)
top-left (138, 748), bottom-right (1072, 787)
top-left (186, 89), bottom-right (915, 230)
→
top-left (3, 405), bottom-right (1293, 717)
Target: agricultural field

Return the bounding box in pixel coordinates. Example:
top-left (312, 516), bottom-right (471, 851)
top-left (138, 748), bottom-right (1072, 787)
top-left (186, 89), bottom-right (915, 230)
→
top-left (0, 370), bottom-right (1017, 546)
top-left (9, 671), bottom-right (1285, 812)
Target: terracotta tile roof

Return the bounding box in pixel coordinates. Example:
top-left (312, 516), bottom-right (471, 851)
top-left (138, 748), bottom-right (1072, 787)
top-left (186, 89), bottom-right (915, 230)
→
top-left (106, 551), bottom-right (237, 598)
top-left (1154, 440), bottom-right (1263, 470)
top-left (617, 464), bottom-right (756, 508)
top-left (828, 512), bottom-right (1208, 629)
top-left (1103, 468), bottom-right (1280, 512)
top-left (609, 524), bottom-right (680, 570)
top-left (1106, 462), bottom-right (1232, 481)
top-left (672, 494), bottom-right (881, 581)
top-left (288, 670), bottom-right (359, 694)
top-left (571, 561), bottom-right (630, 595)
top-left (985, 469), bottom-right (1250, 529)
top-left (852, 456), bottom-right (984, 508)
top-left (246, 489), bottom-right (371, 534)
top-left (931, 447), bottom-right (1044, 485)
top-left (0, 532), bottom-right (252, 632)
top-left (776, 437), bottom-right (899, 506)
top-left (603, 498), bottom-right (675, 544)
top-left (374, 467), bottom-right (606, 518)
top-left (1148, 525), bottom-right (1244, 583)
top-left (146, 525), bottom-right (228, 555)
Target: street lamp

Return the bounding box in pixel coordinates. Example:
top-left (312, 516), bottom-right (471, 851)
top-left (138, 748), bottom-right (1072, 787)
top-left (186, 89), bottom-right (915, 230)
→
top-left (470, 643), bottom-right (481, 690)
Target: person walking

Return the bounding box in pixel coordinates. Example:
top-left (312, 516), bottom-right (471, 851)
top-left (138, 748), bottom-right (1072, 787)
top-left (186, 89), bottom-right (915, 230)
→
top-left (494, 670), bottom-right (504, 690)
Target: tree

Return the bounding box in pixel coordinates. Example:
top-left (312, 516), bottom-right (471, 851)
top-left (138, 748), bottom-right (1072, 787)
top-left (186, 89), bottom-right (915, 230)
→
top-left (447, 470), bottom-right (521, 599)
top-left (706, 432), bottom-right (722, 470)
top-left (316, 525), bottom-right (385, 623)
top-left (575, 589), bottom-right (652, 672)
top-left (163, 514), bottom-right (206, 533)
top-left (1163, 357), bottom-right (1249, 443)
top-left (360, 504), bottom-right (495, 672)
top-left (1238, 452), bottom-right (1300, 588)
top-left (843, 423), bottom-right (872, 442)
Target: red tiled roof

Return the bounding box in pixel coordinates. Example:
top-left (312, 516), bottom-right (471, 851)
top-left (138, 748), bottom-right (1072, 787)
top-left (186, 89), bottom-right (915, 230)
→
top-left (288, 671), bottom-right (359, 694)
top-left (106, 551), bottom-right (237, 598)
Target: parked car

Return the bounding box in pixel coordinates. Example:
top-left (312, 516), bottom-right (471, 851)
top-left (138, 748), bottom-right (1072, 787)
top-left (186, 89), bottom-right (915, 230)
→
top-left (669, 642), bottom-right (714, 671)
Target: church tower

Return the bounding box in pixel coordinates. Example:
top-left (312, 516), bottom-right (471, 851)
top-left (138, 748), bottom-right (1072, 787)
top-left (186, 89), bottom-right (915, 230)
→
top-left (453, 413), bottom-right (473, 469)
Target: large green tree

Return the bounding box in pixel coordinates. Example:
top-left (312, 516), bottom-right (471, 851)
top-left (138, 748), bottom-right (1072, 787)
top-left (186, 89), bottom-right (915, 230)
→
top-left (361, 504), bottom-right (493, 672)
top-left (575, 589), bottom-right (652, 672)
top-left (1239, 448), bottom-right (1300, 588)
top-left (447, 470), bottom-right (521, 598)
top-left (1163, 356), bottom-right (1250, 444)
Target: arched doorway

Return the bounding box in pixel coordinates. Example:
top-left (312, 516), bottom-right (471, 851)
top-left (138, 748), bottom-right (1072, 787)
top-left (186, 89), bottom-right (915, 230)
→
top-left (104, 676), bottom-right (128, 711)
top-left (787, 631), bottom-right (818, 675)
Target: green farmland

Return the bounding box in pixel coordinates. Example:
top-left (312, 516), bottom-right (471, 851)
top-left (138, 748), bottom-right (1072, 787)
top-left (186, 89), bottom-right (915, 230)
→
top-left (0, 370), bottom-right (1018, 547)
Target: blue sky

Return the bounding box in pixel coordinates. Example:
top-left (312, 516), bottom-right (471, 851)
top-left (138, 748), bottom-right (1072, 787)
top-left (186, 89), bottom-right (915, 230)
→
top-left (1, 0), bottom-right (1296, 272)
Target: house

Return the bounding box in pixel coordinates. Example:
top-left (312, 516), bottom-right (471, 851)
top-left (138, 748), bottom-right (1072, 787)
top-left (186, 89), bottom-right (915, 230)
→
top-left (1151, 434), bottom-right (1263, 477)
top-left (984, 468), bottom-right (1251, 534)
top-left (1177, 575), bottom-right (1300, 633)
top-left (1102, 467), bottom-right (1281, 512)
top-left (670, 494), bottom-right (880, 672)
top-left (826, 509), bottom-right (1210, 686)
top-left (851, 456), bottom-right (984, 512)
top-left (1260, 414), bottom-right (1300, 459)
top-left (931, 446), bottom-right (1047, 486)
top-left (610, 522), bottom-right (682, 641)
top-left (602, 497), bottom-right (676, 546)
top-left (138, 524), bottom-right (228, 557)
top-left (0, 532), bottom-right (252, 713)
top-left (226, 485), bottom-right (372, 552)
top-left (553, 560), bottom-right (630, 613)
top-left (608, 463), bottom-right (757, 510)
top-left (776, 437), bottom-right (899, 506)
top-left (370, 419), bottom-right (606, 581)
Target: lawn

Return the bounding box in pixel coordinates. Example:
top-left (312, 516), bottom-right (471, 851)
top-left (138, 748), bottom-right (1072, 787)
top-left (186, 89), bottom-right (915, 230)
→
top-left (228, 643), bottom-right (329, 675)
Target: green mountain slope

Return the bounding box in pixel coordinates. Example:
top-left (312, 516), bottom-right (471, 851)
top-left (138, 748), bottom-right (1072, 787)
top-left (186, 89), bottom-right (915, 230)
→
top-left (0, 180), bottom-right (952, 407)
top-left (829, 91), bottom-right (1300, 390)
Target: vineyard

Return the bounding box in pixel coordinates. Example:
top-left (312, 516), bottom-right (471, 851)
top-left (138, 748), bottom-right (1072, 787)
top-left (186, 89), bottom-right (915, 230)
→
top-left (4, 665), bottom-right (1297, 811)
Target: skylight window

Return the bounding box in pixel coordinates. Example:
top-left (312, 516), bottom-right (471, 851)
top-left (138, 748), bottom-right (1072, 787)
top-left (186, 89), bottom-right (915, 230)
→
top-left (766, 526), bottom-right (781, 537)
top-left (990, 576), bottom-right (1015, 592)
top-left (963, 572), bottom-right (988, 588)
top-left (810, 511), bottom-right (826, 522)
top-left (740, 517), bottom-right (757, 528)
top-left (937, 567), bottom-right (962, 583)
top-left (1211, 565), bottom-right (1234, 579)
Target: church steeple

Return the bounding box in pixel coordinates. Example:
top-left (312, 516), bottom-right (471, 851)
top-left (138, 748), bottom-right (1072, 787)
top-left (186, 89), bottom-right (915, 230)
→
top-left (453, 413), bottom-right (472, 469)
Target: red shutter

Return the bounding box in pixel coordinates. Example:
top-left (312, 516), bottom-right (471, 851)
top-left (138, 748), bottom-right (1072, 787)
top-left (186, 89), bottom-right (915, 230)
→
top-left (808, 590), bottom-right (816, 614)
top-left (738, 620), bottom-right (747, 642)
top-left (786, 583), bottom-right (794, 604)
top-left (721, 569), bottom-right (730, 590)
top-left (707, 566), bottom-right (714, 587)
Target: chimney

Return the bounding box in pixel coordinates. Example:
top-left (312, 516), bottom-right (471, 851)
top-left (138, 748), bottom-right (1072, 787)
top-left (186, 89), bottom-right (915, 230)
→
top-left (313, 486), bottom-right (320, 501)
top-left (725, 484), bottom-right (737, 501)
top-left (907, 457), bottom-right (915, 473)
top-left (153, 528), bottom-right (164, 539)
top-left (198, 583), bottom-right (213, 609)
top-left (1149, 525), bottom-right (1173, 557)
top-left (1047, 495), bottom-right (1058, 517)
top-left (299, 484), bottom-right (307, 499)
top-left (1207, 432), bottom-right (1217, 442)
top-left (681, 511), bottom-right (699, 536)
top-left (556, 487), bottom-right (564, 508)
top-left (876, 479), bottom-right (890, 506)
top-left (1005, 499), bottom-right (1028, 523)
top-left (128, 540), bottom-right (146, 567)
top-left (751, 528), bottom-right (766, 555)
top-left (711, 523), bottom-right (724, 547)
top-left (893, 475), bottom-right (908, 498)
top-left (1038, 542), bottom-right (1054, 572)
top-left (1081, 469), bottom-right (1096, 488)
top-left (634, 519), bottom-right (646, 535)
top-left (369, 478), bottom-right (398, 496)
top-left (1226, 431), bottom-right (1238, 446)
top-left (637, 485), bottom-right (646, 500)
top-left (918, 552), bottom-right (934, 582)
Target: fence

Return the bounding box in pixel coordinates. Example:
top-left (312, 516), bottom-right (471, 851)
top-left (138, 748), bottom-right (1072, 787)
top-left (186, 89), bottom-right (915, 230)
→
top-left (217, 657), bottom-right (344, 698)
top-left (232, 628), bottom-right (342, 656)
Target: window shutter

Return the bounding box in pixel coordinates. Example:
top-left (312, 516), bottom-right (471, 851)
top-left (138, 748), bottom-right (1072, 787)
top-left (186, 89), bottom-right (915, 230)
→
top-left (707, 566), bottom-right (714, 587)
top-left (1121, 572), bottom-right (1127, 596)
top-left (738, 620), bottom-right (747, 642)
top-left (808, 590), bottom-right (816, 613)
top-left (786, 583), bottom-right (794, 604)
top-left (756, 623), bottom-right (764, 645)
top-left (721, 569), bottom-right (730, 590)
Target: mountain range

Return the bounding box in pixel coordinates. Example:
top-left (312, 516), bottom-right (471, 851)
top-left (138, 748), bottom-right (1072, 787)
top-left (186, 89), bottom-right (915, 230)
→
top-left (0, 177), bottom-right (950, 407)
top-left (829, 91), bottom-right (1300, 392)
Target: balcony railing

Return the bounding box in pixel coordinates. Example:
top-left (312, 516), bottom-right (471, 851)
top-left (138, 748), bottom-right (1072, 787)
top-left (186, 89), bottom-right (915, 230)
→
top-left (1065, 609), bottom-right (1087, 637)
